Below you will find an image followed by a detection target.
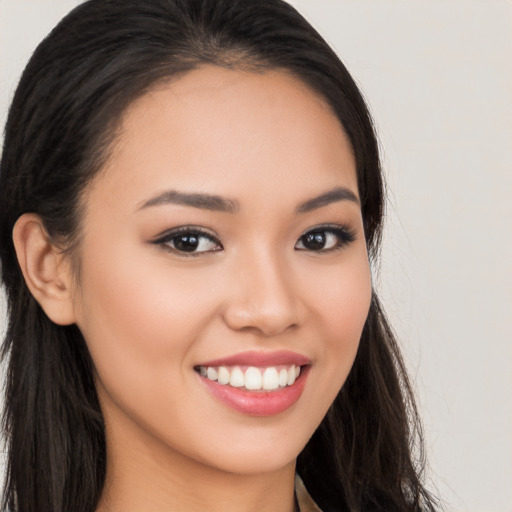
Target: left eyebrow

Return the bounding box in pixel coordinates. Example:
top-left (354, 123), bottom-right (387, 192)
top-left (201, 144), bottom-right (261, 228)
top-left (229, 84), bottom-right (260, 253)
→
top-left (295, 187), bottom-right (359, 214)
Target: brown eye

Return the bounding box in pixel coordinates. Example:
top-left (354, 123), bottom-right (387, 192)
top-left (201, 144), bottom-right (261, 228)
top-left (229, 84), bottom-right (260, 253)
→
top-left (173, 233), bottom-right (202, 252)
top-left (295, 226), bottom-right (355, 252)
top-left (154, 228), bottom-right (222, 255)
top-left (301, 232), bottom-right (328, 250)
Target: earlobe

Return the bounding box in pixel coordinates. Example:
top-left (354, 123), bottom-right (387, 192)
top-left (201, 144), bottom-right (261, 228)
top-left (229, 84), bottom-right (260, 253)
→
top-left (12, 213), bottom-right (77, 325)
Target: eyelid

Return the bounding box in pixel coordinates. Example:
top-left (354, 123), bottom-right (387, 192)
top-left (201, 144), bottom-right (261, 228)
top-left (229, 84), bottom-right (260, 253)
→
top-left (295, 223), bottom-right (356, 251)
top-left (151, 226), bottom-right (223, 255)
top-left (149, 223), bottom-right (355, 256)
top-left (152, 225), bottom-right (220, 241)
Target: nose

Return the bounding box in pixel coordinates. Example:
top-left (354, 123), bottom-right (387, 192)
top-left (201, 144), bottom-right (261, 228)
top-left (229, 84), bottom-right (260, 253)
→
top-left (222, 249), bottom-right (304, 337)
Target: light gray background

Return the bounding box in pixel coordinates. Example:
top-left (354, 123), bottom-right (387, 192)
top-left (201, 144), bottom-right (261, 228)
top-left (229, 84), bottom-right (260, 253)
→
top-left (1, 1), bottom-right (511, 511)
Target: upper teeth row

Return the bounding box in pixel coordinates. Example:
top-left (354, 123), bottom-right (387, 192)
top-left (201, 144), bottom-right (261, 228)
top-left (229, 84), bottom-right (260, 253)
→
top-left (198, 365), bottom-right (301, 391)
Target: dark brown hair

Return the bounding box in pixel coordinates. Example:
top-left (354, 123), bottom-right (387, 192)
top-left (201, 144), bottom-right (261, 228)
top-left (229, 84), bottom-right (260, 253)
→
top-left (0, 1), bottom-right (437, 510)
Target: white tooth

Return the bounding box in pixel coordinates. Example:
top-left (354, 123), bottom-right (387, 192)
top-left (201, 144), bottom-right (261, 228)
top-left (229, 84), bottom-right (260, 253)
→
top-left (230, 367), bottom-right (245, 387)
top-left (206, 367), bottom-right (218, 381)
top-left (200, 366), bottom-right (207, 377)
top-left (262, 367), bottom-right (279, 390)
top-left (287, 365), bottom-right (296, 386)
top-left (278, 368), bottom-right (288, 387)
top-left (245, 367), bottom-right (262, 390)
top-left (295, 365), bottom-right (301, 378)
top-left (217, 366), bottom-right (230, 385)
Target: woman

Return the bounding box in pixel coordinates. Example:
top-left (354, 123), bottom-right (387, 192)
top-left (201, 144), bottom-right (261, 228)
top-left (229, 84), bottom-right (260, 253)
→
top-left (0, 1), bottom-right (437, 511)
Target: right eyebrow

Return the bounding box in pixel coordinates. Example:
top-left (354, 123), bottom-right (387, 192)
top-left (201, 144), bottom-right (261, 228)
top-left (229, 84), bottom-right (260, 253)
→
top-left (137, 190), bottom-right (240, 214)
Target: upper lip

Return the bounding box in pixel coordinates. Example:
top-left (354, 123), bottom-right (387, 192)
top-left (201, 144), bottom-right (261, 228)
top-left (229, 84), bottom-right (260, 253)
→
top-left (197, 350), bottom-right (311, 368)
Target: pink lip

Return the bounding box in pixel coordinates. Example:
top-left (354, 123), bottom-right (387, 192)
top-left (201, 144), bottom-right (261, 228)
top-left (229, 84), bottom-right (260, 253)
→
top-left (199, 371), bottom-right (309, 416)
top-left (196, 351), bottom-right (311, 417)
top-left (197, 350), bottom-right (311, 368)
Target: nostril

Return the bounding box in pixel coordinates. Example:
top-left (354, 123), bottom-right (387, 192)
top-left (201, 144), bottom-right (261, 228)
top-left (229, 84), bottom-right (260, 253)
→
top-left (223, 310), bottom-right (299, 337)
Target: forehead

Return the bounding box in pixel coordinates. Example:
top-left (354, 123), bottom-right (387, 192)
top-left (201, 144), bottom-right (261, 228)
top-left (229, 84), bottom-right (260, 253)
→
top-left (89, 65), bottom-right (358, 210)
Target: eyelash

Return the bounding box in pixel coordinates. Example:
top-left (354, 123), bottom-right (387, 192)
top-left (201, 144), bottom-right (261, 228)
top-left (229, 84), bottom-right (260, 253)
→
top-left (152, 224), bottom-right (356, 257)
top-left (152, 227), bottom-right (223, 257)
top-left (295, 224), bottom-right (356, 252)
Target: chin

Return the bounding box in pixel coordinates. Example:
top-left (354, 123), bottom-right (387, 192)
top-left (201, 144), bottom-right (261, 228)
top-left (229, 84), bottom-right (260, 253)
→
top-left (203, 447), bottom-right (298, 476)
top-left (185, 423), bottom-right (314, 476)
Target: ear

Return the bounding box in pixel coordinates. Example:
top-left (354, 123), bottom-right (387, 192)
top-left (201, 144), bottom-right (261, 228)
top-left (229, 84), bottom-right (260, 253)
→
top-left (12, 213), bottom-right (77, 325)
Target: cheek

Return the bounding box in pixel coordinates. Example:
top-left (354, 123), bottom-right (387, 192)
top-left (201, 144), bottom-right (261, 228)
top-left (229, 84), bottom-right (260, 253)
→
top-left (72, 242), bottom-right (222, 391)
top-left (305, 249), bottom-right (372, 389)
top-left (313, 249), bottom-right (371, 334)
top-left (72, 248), bottom-right (230, 453)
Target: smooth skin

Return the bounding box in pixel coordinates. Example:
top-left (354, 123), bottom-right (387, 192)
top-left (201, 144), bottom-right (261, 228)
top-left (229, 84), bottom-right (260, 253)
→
top-left (14, 66), bottom-right (372, 512)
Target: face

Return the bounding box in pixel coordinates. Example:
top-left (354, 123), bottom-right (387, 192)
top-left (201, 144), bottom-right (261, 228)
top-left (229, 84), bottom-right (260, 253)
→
top-left (70, 66), bottom-right (372, 476)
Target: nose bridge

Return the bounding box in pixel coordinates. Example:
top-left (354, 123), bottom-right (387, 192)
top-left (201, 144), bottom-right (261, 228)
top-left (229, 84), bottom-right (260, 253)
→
top-left (223, 243), bottom-right (301, 336)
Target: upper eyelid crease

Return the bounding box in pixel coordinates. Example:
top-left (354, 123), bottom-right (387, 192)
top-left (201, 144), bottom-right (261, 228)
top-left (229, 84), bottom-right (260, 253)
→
top-left (300, 223), bottom-right (351, 233)
top-left (299, 223), bottom-right (356, 239)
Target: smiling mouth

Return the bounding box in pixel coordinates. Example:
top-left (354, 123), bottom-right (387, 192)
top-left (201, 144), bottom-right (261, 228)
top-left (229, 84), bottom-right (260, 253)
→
top-left (194, 364), bottom-right (302, 391)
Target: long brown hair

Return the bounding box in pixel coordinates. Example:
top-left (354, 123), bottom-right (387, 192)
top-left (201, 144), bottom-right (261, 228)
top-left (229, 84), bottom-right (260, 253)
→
top-left (0, 1), bottom-right (437, 510)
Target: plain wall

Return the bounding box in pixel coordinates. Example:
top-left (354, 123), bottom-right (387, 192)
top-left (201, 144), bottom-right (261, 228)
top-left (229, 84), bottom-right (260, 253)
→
top-left (1, 1), bottom-right (511, 511)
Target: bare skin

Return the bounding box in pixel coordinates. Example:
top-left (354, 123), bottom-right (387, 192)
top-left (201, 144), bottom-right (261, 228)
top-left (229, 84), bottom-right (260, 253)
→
top-left (14, 66), bottom-right (371, 511)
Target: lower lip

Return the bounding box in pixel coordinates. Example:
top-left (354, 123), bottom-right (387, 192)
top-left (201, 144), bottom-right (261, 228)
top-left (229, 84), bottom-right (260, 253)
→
top-left (198, 367), bottom-right (309, 416)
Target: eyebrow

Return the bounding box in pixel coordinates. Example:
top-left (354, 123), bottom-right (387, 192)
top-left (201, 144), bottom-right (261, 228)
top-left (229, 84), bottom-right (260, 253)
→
top-left (138, 190), bottom-right (240, 214)
top-left (295, 187), bottom-right (359, 213)
top-left (138, 186), bottom-right (359, 214)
